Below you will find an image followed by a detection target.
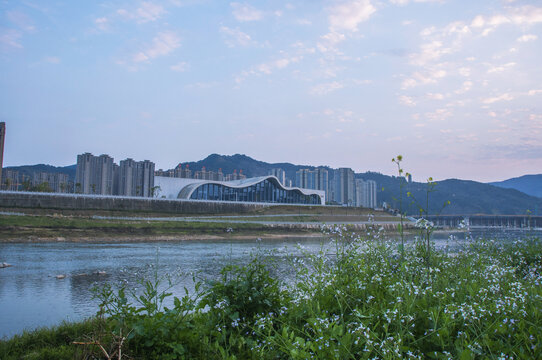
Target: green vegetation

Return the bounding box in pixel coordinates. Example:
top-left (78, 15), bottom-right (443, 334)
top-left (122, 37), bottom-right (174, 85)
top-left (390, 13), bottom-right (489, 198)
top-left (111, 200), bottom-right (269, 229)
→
top-left (0, 214), bottom-right (318, 240)
top-left (2, 226), bottom-right (540, 359)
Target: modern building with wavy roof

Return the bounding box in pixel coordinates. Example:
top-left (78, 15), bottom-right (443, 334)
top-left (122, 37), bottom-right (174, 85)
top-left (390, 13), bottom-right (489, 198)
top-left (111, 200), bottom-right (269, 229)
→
top-left (154, 175), bottom-right (325, 205)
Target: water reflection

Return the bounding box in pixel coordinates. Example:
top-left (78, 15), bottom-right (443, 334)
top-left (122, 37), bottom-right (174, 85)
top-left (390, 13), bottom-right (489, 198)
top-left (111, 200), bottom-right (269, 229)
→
top-left (1, 229), bottom-right (540, 339)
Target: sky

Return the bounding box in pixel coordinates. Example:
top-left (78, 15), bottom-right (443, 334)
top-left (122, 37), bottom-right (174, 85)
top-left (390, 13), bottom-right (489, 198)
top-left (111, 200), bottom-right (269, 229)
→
top-left (0, 0), bottom-right (541, 182)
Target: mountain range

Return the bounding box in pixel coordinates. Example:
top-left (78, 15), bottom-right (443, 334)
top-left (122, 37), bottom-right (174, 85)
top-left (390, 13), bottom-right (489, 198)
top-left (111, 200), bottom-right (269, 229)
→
top-left (490, 175), bottom-right (542, 199)
top-left (4, 154), bottom-right (541, 215)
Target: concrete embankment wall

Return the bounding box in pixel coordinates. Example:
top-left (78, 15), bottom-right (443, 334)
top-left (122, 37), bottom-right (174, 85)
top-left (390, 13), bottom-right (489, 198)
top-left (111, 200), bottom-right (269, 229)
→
top-left (0, 191), bottom-right (267, 215)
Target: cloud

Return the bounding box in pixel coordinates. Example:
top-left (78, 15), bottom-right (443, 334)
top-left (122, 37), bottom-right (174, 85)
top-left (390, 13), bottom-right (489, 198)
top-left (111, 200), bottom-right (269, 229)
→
top-left (483, 144), bottom-right (542, 160)
top-left (230, 2), bottom-right (263, 22)
top-left (6, 10), bottom-right (35, 32)
top-left (117, 2), bottom-right (165, 23)
top-left (170, 61), bottom-right (189, 72)
top-left (455, 81), bottom-right (473, 94)
top-left (425, 108), bottom-right (452, 121)
top-left (390, 0), bottom-right (444, 5)
top-left (517, 34), bottom-right (538, 42)
top-left (296, 18), bottom-right (312, 26)
top-left (528, 89), bottom-right (542, 96)
top-left (123, 31), bottom-right (180, 68)
top-left (401, 68), bottom-right (447, 89)
top-left (0, 29), bottom-right (23, 49)
top-left (94, 17), bottom-right (109, 31)
top-left (399, 95), bottom-right (416, 106)
top-left (482, 93), bottom-right (514, 104)
top-left (185, 81), bottom-right (219, 89)
top-left (470, 6), bottom-right (542, 35)
top-left (328, 0), bottom-right (376, 32)
top-left (235, 55), bottom-right (302, 82)
top-left (409, 40), bottom-right (452, 66)
top-left (43, 56), bottom-right (60, 64)
top-left (426, 92), bottom-right (445, 100)
top-left (310, 81), bottom-right (344, 95)
top-left (487, 62), bottom-right (516, 74)
top-left (219, 26), bottom-right (254, 47)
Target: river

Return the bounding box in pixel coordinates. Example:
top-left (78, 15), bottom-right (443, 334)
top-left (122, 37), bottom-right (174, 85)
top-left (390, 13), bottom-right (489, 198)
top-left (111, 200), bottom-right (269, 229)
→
top-left (1, 228), bottom-right (540, 339)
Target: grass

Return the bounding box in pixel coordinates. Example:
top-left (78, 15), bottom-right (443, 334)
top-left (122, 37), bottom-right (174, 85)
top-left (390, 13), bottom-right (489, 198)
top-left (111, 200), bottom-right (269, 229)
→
top-left (1, 226), bottom-right (540, 359)
top-left (0, 214), bottom-right (315, 240)
top-left (0, 319), bottom-right (99, 360)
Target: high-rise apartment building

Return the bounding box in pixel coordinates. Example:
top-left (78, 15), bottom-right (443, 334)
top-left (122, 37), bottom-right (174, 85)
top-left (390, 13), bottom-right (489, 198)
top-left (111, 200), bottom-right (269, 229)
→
top-left (118, 158), bottom-right (155, 197)
top-left (0, 122), bottom-right (5, 182)
top-left (269, 168), bottom-right (286, 185)
top-left (333, 168), bottom-right (355, 206)
top-left (355, 179), bottom-right (377, 208)
top-left (295, 169), bottom-right (310, 188)
top-left (295, 168), bottom-right (329, 199)
top-left (32, 172), bottom-right (70, 192)
top-left (75, 153), bottom-right (115, 195)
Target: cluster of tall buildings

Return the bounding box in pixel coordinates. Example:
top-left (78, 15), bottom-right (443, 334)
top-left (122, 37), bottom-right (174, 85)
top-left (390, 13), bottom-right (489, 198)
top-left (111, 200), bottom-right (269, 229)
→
top-left (1, 119), bottom-right (379, 206)
top-left (155, 165), bottom-right (246, 182)
top-left (75, 153), bottom-right (155, 197)
top-left (269, 167), bottom-right (376, 207)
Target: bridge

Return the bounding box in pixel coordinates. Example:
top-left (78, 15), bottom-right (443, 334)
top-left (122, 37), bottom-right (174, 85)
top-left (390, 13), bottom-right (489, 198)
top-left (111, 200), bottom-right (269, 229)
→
top-left (422, 214), bottom-right (542, 229)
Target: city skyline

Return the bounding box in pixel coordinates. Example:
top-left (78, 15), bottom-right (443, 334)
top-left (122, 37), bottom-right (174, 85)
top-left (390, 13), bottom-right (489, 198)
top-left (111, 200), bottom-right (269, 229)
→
top-left (1, 1), bottom-right (541, 182)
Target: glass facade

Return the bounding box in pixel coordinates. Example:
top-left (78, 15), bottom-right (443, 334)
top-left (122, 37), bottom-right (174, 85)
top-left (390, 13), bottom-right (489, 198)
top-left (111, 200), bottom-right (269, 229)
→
top-left (188, 179), bottom-right (321, 204)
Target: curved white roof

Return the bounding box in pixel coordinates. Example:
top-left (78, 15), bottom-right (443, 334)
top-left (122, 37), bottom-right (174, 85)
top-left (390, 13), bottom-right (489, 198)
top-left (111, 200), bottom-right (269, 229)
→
top-left (154, 175), bottom-right (325, 204)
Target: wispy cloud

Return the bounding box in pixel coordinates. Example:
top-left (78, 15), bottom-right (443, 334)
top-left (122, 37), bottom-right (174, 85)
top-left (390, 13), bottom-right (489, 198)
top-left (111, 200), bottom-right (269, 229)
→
top-left (170, 61), bottom-right (189, 72)
top-left (43, 56), bottom-right (60, 64)
top-left (390, 0), bottom-right (444, 5)
top-left (230, 2), bottom-right (263, 22)
top-left (328, 0), bottom-right (376, 33)
top-left (235, 55), bottom-right (301, 82)
top-left (399, 95), bottom-right (416, 106)
top-left (118, 31), bottom-right (181, 70)
top-left (117, 2), bottom-right (165, 24)
top-left (94, 17), bottom-right (109, 32)
top-left (6, 10), bottom-right (35, 32)
top-left (0, 29), bottom-right (23, 50)
top-left (309, 81), bottom-right (344, 95)
top-left (134, 31), bottom-right (180, 62)
top-left (220, 26), bottom-right (255, 47)
top-left (401, 68), bottom-right (447, 89)
top-left (528, 89), bottom-right (542, 96)
top-left (486, 62), bottom-right (516, 74)
top-left (517, 34), bottom-right (538, 42)
top-left (482, 93), bottom-right (514, 104)
top-left (471, 6), bottom-right (542, 34)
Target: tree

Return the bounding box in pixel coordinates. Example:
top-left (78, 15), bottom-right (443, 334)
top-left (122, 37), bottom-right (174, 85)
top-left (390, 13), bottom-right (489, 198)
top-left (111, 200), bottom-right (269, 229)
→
top-left (150, 186), bottom-right (161, 198)
top-left (3, 178), bottom-right (11, 191)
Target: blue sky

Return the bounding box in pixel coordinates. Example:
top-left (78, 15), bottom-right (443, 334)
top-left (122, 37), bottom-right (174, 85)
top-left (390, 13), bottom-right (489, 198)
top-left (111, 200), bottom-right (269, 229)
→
top-left (1, 0), bottom-right (541, 182)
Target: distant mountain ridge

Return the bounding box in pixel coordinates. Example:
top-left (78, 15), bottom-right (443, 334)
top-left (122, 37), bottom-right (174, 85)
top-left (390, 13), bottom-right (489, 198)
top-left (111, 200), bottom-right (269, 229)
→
top-left (490, 174), bottom-right (542, 199)
top-left (4, 155), bottom-right (542, 215)
top-left (179, 153), bottom-right (330, 180)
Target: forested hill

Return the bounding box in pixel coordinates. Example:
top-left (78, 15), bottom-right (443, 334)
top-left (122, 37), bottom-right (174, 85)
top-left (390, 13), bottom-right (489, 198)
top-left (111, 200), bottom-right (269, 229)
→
top-left (179, 153), bottom-right (331, 181)
top-left (490, 174), bottom-right (542, 199)
top-left (361, 172), bottom-right (542, 216)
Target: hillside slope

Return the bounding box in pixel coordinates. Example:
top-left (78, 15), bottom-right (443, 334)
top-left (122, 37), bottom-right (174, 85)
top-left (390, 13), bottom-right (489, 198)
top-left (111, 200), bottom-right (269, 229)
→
top-left (490, 174), bottom-right (542, 198)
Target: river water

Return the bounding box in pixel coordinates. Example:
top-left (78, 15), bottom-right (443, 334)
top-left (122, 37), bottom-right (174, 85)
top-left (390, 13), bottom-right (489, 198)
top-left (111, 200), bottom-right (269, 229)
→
top-left (1, 229), bottom-right (540, 339)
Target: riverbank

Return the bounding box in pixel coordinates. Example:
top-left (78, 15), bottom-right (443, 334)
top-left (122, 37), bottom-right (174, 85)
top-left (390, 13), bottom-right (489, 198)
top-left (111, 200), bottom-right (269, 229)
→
top-left (0, 212), bottom-right (407, 243)
top-left (1, 234), bottom-right (540, 359)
